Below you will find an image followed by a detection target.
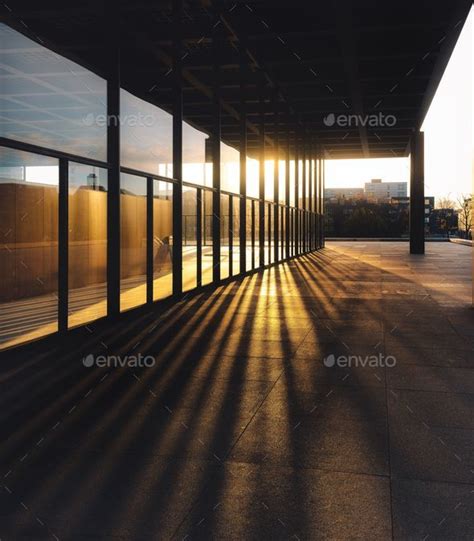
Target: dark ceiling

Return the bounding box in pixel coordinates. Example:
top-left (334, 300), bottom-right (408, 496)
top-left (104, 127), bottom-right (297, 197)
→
top-left (1, 0), bottom-right (471, 159)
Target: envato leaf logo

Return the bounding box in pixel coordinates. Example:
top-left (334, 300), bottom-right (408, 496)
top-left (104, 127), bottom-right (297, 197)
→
top-left (82, 353), bottom-right (95, 367)
top-left (323, 353), bottom-right (336, 367)
top-left (323, 113), bottom-right (336, 127)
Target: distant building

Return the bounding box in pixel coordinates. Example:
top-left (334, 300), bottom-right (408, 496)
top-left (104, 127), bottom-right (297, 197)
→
top-left (324, 187), bottom-right (364, 201)
top-left (389, 196), bottom-right (435, 233)
top-left (430, 208), bottom-right (459, 236)
top-left (365, 179), bottom-right (407, 200)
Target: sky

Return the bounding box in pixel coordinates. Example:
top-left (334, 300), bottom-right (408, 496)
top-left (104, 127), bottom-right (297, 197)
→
top-left (326, 8), bottom-right (473, 203)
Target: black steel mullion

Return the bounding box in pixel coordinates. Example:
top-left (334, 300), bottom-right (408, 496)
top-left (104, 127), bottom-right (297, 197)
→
top-left (58, 158), bottom-right (68, 333)
top-left (172, 0), bottom-right (183, 295)
top-left (197, 188), bottom-right (202, 286)
top-left (212, 12), bottom-right (222, 283)
top-left (239, 39), bottom-right (247, 275)
top-left (258, 77), bottom-right (265, 268)
top-left (146, 176), bottom-right (153, 304)
top-left (285, 120), bottom-right (290, 260)
top-left (229, 195), bottom-right (233, 276)
top-left (273, 93), bottom-right (279, 263)
top-left (106, 43), bottom-right (120, 318)
top-left (294, 126), bottom-right (299, 255)
top-left (251, 199), bottom-right (255, 269)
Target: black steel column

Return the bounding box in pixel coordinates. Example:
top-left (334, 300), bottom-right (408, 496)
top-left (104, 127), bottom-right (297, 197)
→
top-left (212, 15), bottom-right (222, 281)
top-left (107, 44), bottom-right (120, 318)
top-left (146, 176), bottom-right (153, 304)
top-left (58, 157), bottom-right (68, 333)
top-left (172, 0), bottom-right (183, 294)
top-left (239, 41), bottom-right (247, 274)
top-left (259, 77), bottom-right (265, 267)
top-left (302, 128), bottom-right (306, 252)
top-left (410, 131), bottom-right (425, 254)
top-left (308, 136), bottom-right (313, 251)
top-left (321, 156), bottom-right (325, 248)
top-left (273, 92), bottom-right (279, 263)
top-left (294, 126), bottom-right (299, 255)
top-left (285, 119), bottom-right (290, 259)
top-left (229, 196), bottom-right (233, 276)
top-left (197, 188), bottom-right (202, 286)
top-left (315, 143), bottom-right (319, 249)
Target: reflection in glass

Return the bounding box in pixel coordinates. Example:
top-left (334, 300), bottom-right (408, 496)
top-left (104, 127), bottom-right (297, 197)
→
top-left (246, 157), bottom-right (259, 199)
top-left (68, 162), bottom-right (107, 328)
top-left (265, 160), bottom-right (274, 201)
top-left (0, 146), bottom-right (58, 349)
top-left (246, 199), bottom-right (253, 271)
top-left (268, 203), bottom-right (274, 264)
top-left (183, 187), bottom-right (197, 291)
top-left (153, 180), bottom-right (173, 300)
top-left (0, 25), bottom-right (107, 162)
top-left (202, 190), bottom-right (213, 285)
top-left (231, 196), bottom-right (240, 276)
top-left (183, 123), bottom-right (211, 186)
top-left (220, 194), bottom-right (230, 279)
top-left (221, 143), bottom-right (239, 194)
top-left (278, 160), bottom-right (286, 204)
top-left (121, 90), bottom-right (173, 177)
top-left (120, 173), bottom-right (147, 311)
top-left (280, 206), bottom-right (285, 261)
top-left (289, 160), bottom-right (296, 207)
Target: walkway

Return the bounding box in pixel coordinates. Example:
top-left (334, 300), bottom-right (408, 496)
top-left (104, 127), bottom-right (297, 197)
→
top-left (0, 242), bottom-right (473, 539)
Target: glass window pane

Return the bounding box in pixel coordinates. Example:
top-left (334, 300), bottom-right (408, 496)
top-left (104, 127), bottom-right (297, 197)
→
top-left (68, 162), bottom-right (107, 328)
top-left (246, 199), bottom-right (253, 271)
top-left (120, 90), bottom-right (172, 177)
top-left (0, 146), bottom-right (58, 349)
top-left (231, 196), bottom-right (240, 276)
top-left (278, 160), bottom-right (286, 204)
top-left (153, 180), bottom-right (173, 300)
top-left (0, 25), bottom-right (107, 161)
top-left (254, 201), bottom-right (260, 269)
top-left (183, 122), bottom-right (211, 187)
top-left (246, 157), bottom-right (259, 199)
top-left (289, 160), bottom-right (295, 207)
top-left (183, 186), bottom-right (197, 291)
top-left (202, 190), bottom-right (213, 286)
top-left (221, 142), bottom-right (239, 194)
top-left (265, 160), bottom-right (274, 201)
top-left (220, 194), bottom-right (230, 279)
top-left (120, 173), bottom-right (147, 311)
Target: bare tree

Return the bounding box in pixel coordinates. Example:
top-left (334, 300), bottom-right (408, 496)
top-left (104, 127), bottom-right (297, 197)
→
top-left (436, 196), bottom-right (456, 209)
top-left (457, 194), bottom-right (472, 239)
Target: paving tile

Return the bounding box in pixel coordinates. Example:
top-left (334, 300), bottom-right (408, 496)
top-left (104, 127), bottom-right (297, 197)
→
top-left (175, 462), bottom-right (392, 540)
top-left (392, 478), bottom-right (474, 540)
top-left (387, 365), bottom-right (474, 393)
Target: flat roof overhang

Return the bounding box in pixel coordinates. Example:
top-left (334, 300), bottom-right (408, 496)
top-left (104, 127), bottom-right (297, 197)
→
top-left (1, 0), bottom-right (471, 159)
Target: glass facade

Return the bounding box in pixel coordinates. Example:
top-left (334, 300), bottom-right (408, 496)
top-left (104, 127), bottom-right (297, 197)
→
top-left (0, 24), bottom-right (107, 162)
top-left (201, 190), bottom-right (213, 286)
top-left (231, 196), bottom-right (240, 276)
top-left (182, 186), bottom-right (198, 292)
top-left (153, 180), bottom-right (173, 301)
top-left (68, 162), bottom-right (108, 328)
top-left (0, 147), bottom-right (59, 348)
top-left (120, 173), bottom-right (147, 311)
top-left (220, 194), bottom-right (230, 280)
top-left (0, 24), bottom-right (323, 351)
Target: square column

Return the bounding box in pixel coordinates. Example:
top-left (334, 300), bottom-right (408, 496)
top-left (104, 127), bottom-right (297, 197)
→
top-left (410, 131), bottom-right (425, 254)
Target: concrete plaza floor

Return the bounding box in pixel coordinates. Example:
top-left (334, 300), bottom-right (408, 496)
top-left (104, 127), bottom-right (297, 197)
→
top-left (0, 241), bottom-right (473, 539)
